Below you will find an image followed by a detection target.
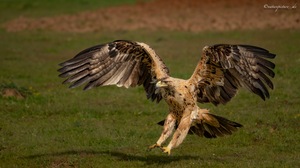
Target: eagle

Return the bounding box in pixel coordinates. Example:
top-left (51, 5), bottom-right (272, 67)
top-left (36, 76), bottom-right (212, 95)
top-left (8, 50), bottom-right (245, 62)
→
top-left (58, 40), bottom-right (275, 155)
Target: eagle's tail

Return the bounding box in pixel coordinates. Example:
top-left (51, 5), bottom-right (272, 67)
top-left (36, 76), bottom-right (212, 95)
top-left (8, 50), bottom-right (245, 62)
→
top-left (189, 113), bottom-right (243, 138)
top-left (157, 113), bottom-right (242, 139)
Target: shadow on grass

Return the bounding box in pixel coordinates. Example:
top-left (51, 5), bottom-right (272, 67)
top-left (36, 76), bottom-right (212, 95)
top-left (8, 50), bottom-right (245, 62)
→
top-left (23, 149), bottom-right (200, 165)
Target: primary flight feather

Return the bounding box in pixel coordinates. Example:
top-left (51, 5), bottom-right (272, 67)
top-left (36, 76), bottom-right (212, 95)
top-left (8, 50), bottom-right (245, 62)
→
top-left (58, 40), bottom-right (275, 155)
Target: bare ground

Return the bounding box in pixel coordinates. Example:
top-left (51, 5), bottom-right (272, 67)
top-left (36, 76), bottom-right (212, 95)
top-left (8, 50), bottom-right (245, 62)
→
top-left (2, 0), bottom-right (300, 32)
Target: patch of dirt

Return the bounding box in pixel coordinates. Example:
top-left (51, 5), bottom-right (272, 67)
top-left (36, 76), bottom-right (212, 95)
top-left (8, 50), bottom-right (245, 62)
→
top-left (2, 0), bottom-right (300, 32)
top-left (1, 88), bottom-right (25, 99)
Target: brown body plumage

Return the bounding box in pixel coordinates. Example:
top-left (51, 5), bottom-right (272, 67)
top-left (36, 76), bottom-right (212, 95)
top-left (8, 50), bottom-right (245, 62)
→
top-left (58, 40), bottom-right (275, 155)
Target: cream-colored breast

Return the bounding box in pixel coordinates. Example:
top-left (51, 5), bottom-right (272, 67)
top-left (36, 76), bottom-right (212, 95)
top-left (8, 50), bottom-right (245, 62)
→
top-left (163, 78), bottom-right (196, 120)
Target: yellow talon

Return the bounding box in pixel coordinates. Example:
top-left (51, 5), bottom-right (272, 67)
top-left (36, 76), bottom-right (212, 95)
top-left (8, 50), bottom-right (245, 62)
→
top-left (148, 143), bottom-right (161, 151)
top-left (161, 146), bottom-right (171, 155)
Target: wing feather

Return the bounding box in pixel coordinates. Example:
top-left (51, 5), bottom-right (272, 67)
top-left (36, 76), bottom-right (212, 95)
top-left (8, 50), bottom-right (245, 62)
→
top-left (189, 44), bottom-right (276, 105)
top-left (58, 40), bottom-right (169, 102)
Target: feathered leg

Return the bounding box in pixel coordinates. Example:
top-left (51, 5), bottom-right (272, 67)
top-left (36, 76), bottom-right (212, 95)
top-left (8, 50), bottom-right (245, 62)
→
top-left (162, 112), bottom-right (192, 155)
top-left (148, 113), bottom-right (176, 150)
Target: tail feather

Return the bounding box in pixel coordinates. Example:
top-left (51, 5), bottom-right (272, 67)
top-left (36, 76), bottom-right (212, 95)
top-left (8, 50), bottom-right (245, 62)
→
top-left (157, 113), bottom-right (242, 139)
top-left (191, 113), bottom-right (242, 138)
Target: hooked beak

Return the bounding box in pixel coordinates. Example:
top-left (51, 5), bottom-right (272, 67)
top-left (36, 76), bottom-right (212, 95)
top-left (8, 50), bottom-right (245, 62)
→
top-left (155, 81), bottom-right (168, 88)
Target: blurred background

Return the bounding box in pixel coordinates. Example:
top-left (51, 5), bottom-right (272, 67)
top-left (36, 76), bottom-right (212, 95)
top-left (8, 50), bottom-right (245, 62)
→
top-left (0, 0), bottom-right (299, 167)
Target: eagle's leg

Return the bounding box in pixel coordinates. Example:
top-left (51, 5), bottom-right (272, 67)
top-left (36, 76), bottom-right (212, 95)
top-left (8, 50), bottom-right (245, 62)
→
top-left (162, 112), bottom-right (192, 155)
top-left (148, 113), bottom-right (176, 150)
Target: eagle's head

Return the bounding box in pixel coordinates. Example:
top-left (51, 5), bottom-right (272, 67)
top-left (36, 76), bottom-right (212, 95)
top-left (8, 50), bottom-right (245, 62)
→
top-left (156, 80), bottom-right (168, 88)
top-left (154, 78), bottom-right (170, 94)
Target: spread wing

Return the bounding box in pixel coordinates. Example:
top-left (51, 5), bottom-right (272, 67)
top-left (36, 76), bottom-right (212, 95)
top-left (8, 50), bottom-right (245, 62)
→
top-left (58, 40), bottom-right (170, 102)
top-left (188, 44), bottom-right (276, 105)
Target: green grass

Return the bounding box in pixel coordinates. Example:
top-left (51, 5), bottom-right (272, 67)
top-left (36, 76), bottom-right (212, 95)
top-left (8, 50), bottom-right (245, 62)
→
top-left (0, 2), bottom-right (300, 168)
top-left (0, 0), bottom-right (138, 23)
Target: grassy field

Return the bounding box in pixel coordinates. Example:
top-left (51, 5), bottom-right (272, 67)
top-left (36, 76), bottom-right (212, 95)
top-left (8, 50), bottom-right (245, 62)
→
top-left (1, 1), bottom-right (300, 168)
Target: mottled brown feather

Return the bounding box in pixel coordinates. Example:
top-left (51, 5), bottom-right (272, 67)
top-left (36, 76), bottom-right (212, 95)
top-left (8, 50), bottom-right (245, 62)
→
top-left (58, 40), bottom-right (169, 102)
top-left (189, 44), bottom-right (276, 105)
